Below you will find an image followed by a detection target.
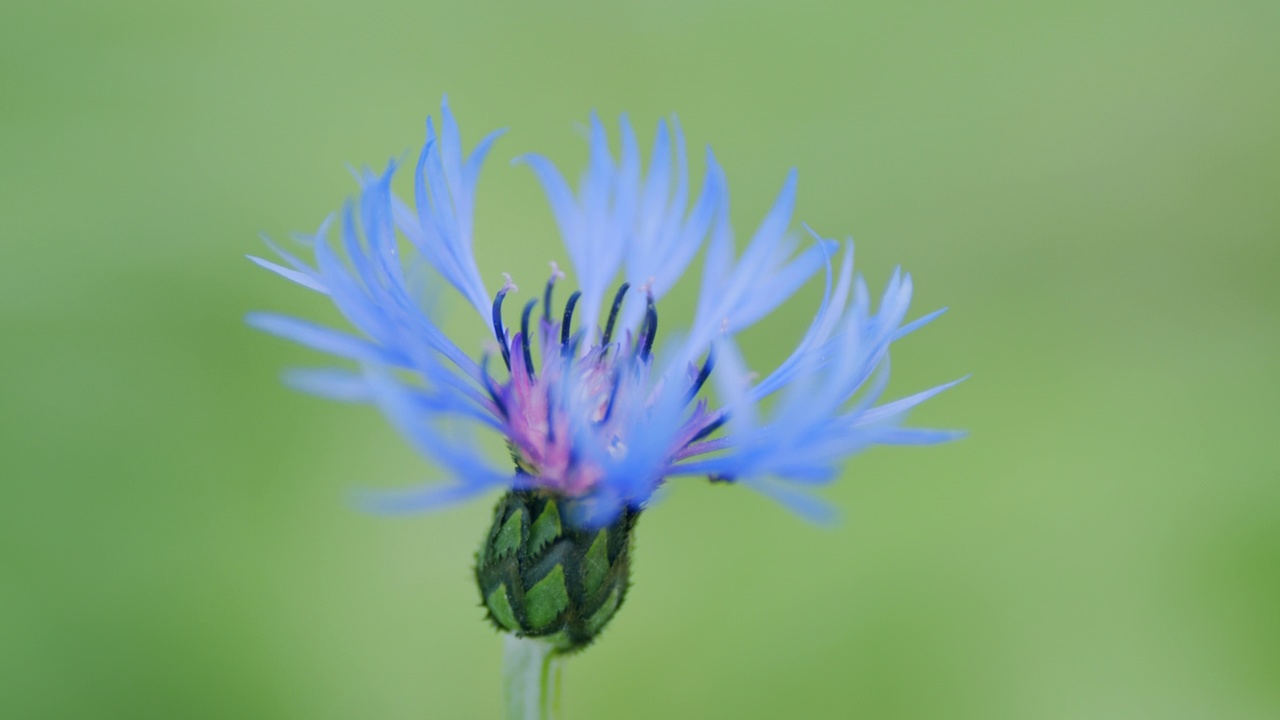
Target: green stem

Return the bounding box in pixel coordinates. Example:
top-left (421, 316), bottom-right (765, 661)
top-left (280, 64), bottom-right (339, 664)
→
top-left (503, 636), bottom-right (563, 720)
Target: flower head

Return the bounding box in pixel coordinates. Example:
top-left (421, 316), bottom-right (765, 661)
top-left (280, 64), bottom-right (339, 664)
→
top-left (249, 99), bottom-right (962, 528)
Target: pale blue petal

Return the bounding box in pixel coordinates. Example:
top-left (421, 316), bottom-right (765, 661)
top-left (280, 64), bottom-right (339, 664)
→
top-left (248, 255), bottom-right (327, 293)
top-left (262, 232), bottom-right (319, 275)
top-left (638, 119), bottom-right (671, 244)
top-left (437, 95), bottom-right (465, 205)
top-left (866, 427), bottom-right (966, 445)
top-left (283, 368), bottom-right (371, 402)
top-left (464, 129), bottom-right (507, 191)
top-left (246, 313), bottom-right (403, 365)
top-left (363, 366), bottom-right (508, 481)
top-left (517, 154), bottom-right (582, 262)
top-left (851, 376), bottom-right (968, 427)
top-left (709, 337), bottom-right (757, 432)
top-left (354, 478), bottom-right (508, 515)
top-left (749, 169), bottom-right (797, 257)
top-left (731, 238), bottom-right (838, 331)
top-left (650, 149), bottom-right (719, 298)
top-left (895, 307), bottom-right (948, 339)
top-left (740, 477), bottom-right (839, 525)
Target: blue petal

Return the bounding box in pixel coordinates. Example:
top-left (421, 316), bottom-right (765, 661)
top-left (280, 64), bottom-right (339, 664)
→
top-left (638, 119), bottom-right (671, 243)
top-left (262, 232), bottom-right (319, 274)
top-left (246, 313), bottom-right (403, 365)
top-left (248, 255), bottom-right (327, 293)
top-left (709, 337), bottom-right (758, 432)
top-left (283, 367), bottom-right (371, 402)
top-left (747, 169), bottom-right (797, 261)
top-left (895, 307), bottom-right (948, 339)
top-left (363, 366), bottom-right (508, 482)
top-left (353, 478), bottom-right (508, 515)
top-left (866, 427), bottom-right (966, 445)
top-left (852, 376), bottom-right (968, 427)
top-left (731, 238), bottom-right (838, 330)
top-left (649, 146), bottom-right (719, 298)
top-left (692, 157), bottom-right (733, 335)
top-left (518, 153), bottom-right (579, 240)
top-left (395, 108), bottom-right (494, 321)
top-left (437, 95), bottom-right (465, 205)
top-left (740, 477), bottom-right (839, 525)
top-left (752, 239), bottom-right (853, 399)
top-left (464, 129), bottom-right (506, 191)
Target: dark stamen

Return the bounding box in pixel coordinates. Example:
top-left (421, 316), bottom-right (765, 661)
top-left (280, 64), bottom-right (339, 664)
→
top-left (491, 286), bottom-right (514, 371)
top-left (638, 295), bottom-right (658, 361)
top-left (561, 290), bottom-right (582, 347)
top-left (601, 282), bottom-right (631, 346)
top-left (689, 415), bottom-right (727, 443)
top-left (684, 347), bottom-right (716, 404)
top-left (520, 299), bottom-right (538, 380)
top-left (480, 354), bottom-right (508, 418)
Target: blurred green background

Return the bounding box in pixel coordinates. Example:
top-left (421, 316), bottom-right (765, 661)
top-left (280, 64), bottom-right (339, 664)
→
top-left (3, 0), bottom-right (1278, 717)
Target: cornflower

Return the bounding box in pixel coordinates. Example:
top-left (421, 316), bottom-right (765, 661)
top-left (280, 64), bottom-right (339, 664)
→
top-left (249, 99), bottom-right (962, 719)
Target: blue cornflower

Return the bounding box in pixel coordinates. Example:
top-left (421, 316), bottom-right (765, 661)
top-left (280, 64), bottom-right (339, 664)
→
top-left (248, 99), bottom-right (962, 528)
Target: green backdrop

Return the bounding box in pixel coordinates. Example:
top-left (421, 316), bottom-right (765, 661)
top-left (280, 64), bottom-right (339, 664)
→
top-left (3, 1), bottom-right (1277, 717)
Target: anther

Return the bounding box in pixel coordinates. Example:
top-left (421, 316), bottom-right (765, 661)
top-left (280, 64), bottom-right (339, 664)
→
top-left (491, 283), bottom-right (515, 371)
top-left (689, 415), bottom-right (727, 443)
top-left (543, 263), bottom-right (564, 322)
top-left (638, 295), bottom-right (658, 362)
top-left (684, 346), bottom-right (716, 404)
top-left (601, 282), bottom-right (631, 346)
top-left (561, 290), bottom-right (582, 347)
top-left (520, 299), bottom-right (538, 380)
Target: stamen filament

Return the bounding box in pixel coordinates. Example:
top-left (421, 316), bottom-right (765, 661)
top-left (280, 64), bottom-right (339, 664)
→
top-left (601, 282), bottom-right (630, 346)
top-left (689, 414), bottom-right (727, 443)
top-left (561, 290), bottom-right (582, 347)
top-left (520, 299), bottom-right (538, 380)
top-left (491, 285), bottom-right (514, 371)
top-left (684, 347), bottom-right (716, 404)
top-left (542, 268), bottom-right (561, 323)
top-left (638, 295), bottom-right (658, 362)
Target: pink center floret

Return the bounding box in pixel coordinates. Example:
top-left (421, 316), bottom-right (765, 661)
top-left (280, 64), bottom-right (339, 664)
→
top-left (486, 273), bottom-right (721, 498)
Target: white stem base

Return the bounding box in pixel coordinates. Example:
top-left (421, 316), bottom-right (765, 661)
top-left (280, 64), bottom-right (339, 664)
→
top-left (503, 636), bottom-right (563, 720)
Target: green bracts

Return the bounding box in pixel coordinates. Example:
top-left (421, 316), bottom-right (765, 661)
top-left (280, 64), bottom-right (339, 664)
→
top-left (476, 491), bottom-right (636, 652)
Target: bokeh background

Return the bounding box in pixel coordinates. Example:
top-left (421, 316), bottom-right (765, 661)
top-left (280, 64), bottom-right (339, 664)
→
top-left (3, 0), bottom-right (1278, 718)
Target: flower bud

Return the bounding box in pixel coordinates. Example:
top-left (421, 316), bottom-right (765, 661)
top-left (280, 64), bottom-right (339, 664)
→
top-left (475, 490), bottom-right (636, 652)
